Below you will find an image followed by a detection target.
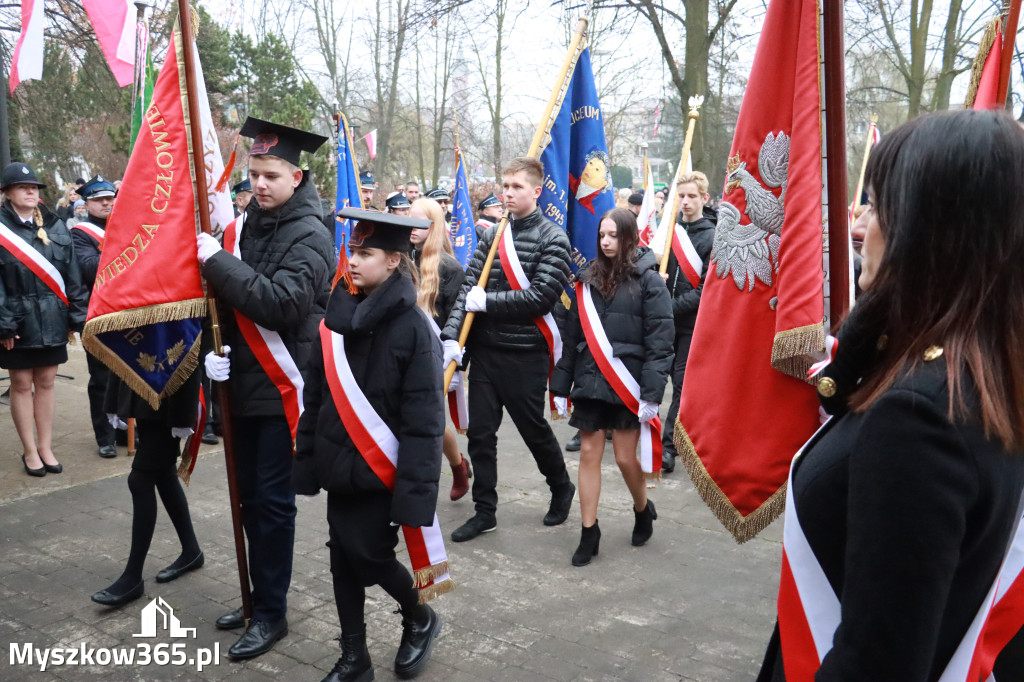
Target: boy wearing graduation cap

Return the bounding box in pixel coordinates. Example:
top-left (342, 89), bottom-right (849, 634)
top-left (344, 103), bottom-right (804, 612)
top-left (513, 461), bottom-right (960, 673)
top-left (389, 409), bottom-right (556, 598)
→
top-left (72, 175), bottom-right (121, 457)
top-left (294, 207), bottom-right (448, 681)
top-left (232, 179), bottom-right (252, 217)
top-left (195, 117), bottom-right (336, 661)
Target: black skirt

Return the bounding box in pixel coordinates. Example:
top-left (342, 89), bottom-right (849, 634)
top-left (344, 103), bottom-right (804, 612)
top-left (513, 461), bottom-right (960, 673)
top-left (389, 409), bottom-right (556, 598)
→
top-left (326, 491), bottom-right (401, 587)
top-left (0, 344), bottom-right (68, 370)
top-left (569, 397), bottom-right (640, 432)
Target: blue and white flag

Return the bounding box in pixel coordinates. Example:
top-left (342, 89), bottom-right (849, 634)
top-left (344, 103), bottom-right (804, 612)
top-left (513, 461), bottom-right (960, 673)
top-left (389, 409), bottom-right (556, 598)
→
top-left (335, 113), bottom-right (363, 256)
top-left (538, 47), bottom-right (615, 286)
top-left (450, 147), bottom-right (477, 268)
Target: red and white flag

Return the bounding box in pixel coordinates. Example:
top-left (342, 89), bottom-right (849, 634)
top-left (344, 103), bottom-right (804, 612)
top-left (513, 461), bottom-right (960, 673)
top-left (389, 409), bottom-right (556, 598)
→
top-left (365, 129), bottom-right (378, 159)
top-left (674, 0), bottom-right (826, 543)
top-left (11, 0), bottom-right (45, 93)
top-left (82, 0), bottom-right (135, 87)
top-left (637, 167), bottom-right (658, 246)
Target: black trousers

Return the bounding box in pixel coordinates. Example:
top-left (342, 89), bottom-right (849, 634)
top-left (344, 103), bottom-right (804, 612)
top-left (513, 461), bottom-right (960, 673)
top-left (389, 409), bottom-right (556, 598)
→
top-left (661, 329), bottom-right (694, 458)
top-left (86, 353), bottom-right (115, 447)
top-left (467, 345), bottom-right (571, 521)
top-left (232, 415), bottom-right (296, 623)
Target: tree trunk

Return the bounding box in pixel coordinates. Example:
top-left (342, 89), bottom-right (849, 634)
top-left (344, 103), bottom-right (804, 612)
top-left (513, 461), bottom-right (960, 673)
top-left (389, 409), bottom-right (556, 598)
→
top-left (492, 1), bottom-right (505, 182)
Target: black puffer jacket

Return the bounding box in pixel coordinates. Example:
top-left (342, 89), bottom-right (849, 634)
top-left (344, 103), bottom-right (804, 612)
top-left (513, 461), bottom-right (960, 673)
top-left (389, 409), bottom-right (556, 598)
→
top-left (412, 248), bottom-right (463, 328)
top-left (442, 208), bottom-right (571, 352)
top-left (663, 215), bottom-right (715, 333)
top-left (202, 178), bottom-right (335, 416)
top-left (0, 202), bottom-right (88, 346)
top-left (550, 248), bottom-right (674, 405)
top-left (70, 215), bottom-right (105, 288)
top-left (293, 270), bottom-right (444, 528)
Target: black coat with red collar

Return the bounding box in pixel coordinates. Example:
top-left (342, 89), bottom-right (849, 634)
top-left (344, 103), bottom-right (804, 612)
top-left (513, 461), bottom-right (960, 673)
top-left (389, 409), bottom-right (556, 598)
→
top-left (293, 270), bottom-right (444, 528)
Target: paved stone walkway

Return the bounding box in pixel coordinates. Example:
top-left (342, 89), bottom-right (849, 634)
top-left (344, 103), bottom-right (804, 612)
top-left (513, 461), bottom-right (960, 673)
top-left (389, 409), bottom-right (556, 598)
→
top-left (0, 346), bottom-right (783, 681)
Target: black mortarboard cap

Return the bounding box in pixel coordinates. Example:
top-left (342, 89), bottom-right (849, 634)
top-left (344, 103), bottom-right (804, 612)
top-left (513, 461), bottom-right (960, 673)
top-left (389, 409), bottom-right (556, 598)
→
top-left (232, 179), bottom-right (252, 194)
top-left (79, 175), bottom-right (116, 199)
top-left (477, 193), bottom-right (501, 211)
top-left (385, 192), bottom-right (412, 210)
top-left (1, 162), bottom-right (46, 190)
top-left (338, 208), bottom-right (429, 251)
top-left (239, 116), bottom-right (327, 166)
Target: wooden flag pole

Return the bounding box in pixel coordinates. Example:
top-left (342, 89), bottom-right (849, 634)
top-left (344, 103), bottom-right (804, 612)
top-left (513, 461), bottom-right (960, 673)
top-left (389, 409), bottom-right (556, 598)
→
top-left (823, 0), bottom-right (850, 325)
top-left (443, 15), bottom-right (590, 391)
top-left (177, 0), bottom-right (252, 623)
top-left (659, 95), bottom-right (703, 275)
top-left (850, 114), bottom-right (878, 219)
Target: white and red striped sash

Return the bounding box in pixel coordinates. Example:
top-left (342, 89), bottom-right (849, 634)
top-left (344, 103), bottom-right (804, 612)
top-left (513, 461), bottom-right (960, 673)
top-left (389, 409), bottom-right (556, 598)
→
top-left (671, 224), bottom-right (703, 289)
top-left (319, 321), bottom-right (453, 602)
top-left (576, 282), bottom-right (663, 476)
top-left (72, 221), bottom-right (105, 249)
top-left (777, 422), bottom-right (1024, 682)
top-left (0, 222), bottom-right (68, 305)
top-left (427, 316), bottom-right (468, 433)
top-left (497, 226), bottom-right (563, 413)
top-left (222, 215), bottom-right (304, 443)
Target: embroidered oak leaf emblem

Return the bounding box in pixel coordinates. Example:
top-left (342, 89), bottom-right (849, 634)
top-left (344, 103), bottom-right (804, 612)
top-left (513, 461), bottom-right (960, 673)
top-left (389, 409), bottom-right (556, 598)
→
top-left (166, 340), bottom-right (186, 365)
top-left (137, 352), bottom-right (157, 373)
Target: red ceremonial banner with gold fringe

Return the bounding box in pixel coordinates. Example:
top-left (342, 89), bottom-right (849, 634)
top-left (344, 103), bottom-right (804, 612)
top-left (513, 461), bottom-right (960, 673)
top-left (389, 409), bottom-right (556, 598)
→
top-left (675, 0), bottom-right (825, 542)
top-left (82, 23), bottom-right (206, 410)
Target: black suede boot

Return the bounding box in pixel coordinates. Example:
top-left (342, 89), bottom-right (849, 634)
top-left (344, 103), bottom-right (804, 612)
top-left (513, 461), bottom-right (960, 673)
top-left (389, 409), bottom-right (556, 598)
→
top-left (394, 604), bottom-right (441, 679)
top-left (571, 522), bottom-right (601, 566)
top-left (322, 626), bottom-right (373, 682)
top-left (631, 500), bottom-right (657, 546)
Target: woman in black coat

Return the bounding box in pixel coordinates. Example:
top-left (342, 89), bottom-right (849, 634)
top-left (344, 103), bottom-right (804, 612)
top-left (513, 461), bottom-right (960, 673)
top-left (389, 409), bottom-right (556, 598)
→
top-left (550, 207), bottom-right (674, 566)
top-left (294, 211), bottom-right (445, 682)
top-left (409, 197), bottom-right (472, 501)
top-left (0, 163), bottom-right (88, 477)
top-left (757, 110), bottom-right (1024, 681)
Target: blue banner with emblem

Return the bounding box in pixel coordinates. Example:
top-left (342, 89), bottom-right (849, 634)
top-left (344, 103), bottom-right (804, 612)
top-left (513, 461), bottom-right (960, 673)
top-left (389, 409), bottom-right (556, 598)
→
top-left (450, 147), bottom-right (477, 268)
top-left (538, 47), bottom-right (615, 287)
top-left (335, 112), bottom-right (363, 257)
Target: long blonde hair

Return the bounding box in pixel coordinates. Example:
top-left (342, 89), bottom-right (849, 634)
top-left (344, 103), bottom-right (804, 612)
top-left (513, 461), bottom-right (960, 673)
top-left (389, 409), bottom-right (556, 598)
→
top-left (411, 198), bottom-right (454, 318)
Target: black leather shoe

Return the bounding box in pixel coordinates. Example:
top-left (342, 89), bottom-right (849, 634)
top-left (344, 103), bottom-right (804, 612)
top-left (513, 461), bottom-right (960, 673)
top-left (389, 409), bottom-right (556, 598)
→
top-left (632, 499), bottom-right (657, 546)
top-left (201, 426), bottom-right (218, 445)
top-left (450, 515), bottom-right (496, 542)
top-left (394, 604), bottom-right (441, 679)
top-left (228, 618), bottom-right (288, 660)
top-left (22, 455), bottom-right (46, 477)
top-left (155, 551), bottom-right (204, 583)
top-left (91, 580), bottom-right (144, 607)
top-left (97, 445), bottom-right (117, 458)
top-left (43, 461), bottom-right (62, 474)
top-left (322, 625), bottom-right (374, 682)
top-left (543, 482), bottom-right (575, 526)
top-left (216, 607), bottom-right (245, 630)
top-left (565, 432), bottom-right (581, 452)
top-left (661, 451), bottom-right (676, 473)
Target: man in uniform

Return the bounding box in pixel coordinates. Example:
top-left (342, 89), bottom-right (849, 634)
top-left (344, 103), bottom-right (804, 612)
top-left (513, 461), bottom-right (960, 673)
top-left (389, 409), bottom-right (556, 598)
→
top-left (405, 180), bottom-right (421, 202)
top-left (360, 172), bottom-right (377, 209)
top-left (71, 176), bottom-right (121, 457)
top-left (474, 193), bottom-right (503, 240)
top-left (196, 117), bottom-right (335, 660)
top-left (385, 192), bottom-right (412, 216)
top-left (232, 179), bottom-right (253, 217)
top-left (442, 157), bottom-right (576, 542)
top-left (426, 187), bottom-right (451, 224)
top-left (655, 172), bottom-right (716, 473)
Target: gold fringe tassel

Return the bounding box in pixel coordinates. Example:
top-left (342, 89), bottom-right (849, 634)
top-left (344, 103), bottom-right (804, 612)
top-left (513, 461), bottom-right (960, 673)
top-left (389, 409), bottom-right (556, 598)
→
top-left (771, 323), bottom-right (826, 384)
top-left (964, 18), bottom-right (1002, 109)
top-left (414, 561), bottom-right (450, 588)
top-left (176, 453), bottom-right (193, 485)
top-left (417, 578), bottom-right (455, 604)
top-left (674, 418), bottom-right (787, 544)
top-left (83, 299), bottom-right (208, 336)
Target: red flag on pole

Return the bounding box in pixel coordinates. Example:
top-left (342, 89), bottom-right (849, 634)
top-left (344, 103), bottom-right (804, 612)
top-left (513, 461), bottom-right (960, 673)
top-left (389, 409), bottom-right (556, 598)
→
top-left (82, 23), bottom-right (207, 408)
top-left (675, 0), bottom-right (825, 542)
top-left (968, 19), bottom-right (1005, 110)
top-left (82, 0), bottom-right (135, 87)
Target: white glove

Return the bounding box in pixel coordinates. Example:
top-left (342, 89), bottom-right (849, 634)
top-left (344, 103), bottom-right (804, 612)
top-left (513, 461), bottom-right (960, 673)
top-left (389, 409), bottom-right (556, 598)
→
top-left (442, 340), bottom-right (464, 369)
top-left (637, 400), bottom-right (659, 423)
top-left (171, 427), bottom-right (195, 440)
top-left (196, 232), bottom-right (223, 264)
top-left (554, 396), bottom-right (570, 419)
top-left (447, 370), bottom-right (462, 392)
top-left (107, 413), bottom-right (127, 430)
top-left (465, 286), bottom-right (487, 313)
top-left (205, 345), bottom-right (231, 382)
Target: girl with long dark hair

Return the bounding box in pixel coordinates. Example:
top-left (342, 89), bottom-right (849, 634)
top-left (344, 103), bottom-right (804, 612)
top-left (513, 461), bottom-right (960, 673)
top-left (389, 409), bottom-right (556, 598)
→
top-left (758, 110), bottom-right (1024, 680)
top-left (550, 207), bottom-right (674, 566)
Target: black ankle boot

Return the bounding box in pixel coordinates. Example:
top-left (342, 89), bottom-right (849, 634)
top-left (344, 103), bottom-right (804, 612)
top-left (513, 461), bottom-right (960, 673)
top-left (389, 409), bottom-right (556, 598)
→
top-left (571, 522), bottom-right (601, 566)
top-left (322, 626), bottom-right (373, 682)
top-left (394, 604), bottom-right (441, 679)
top-left (632, 500), bottom-right (657, 546)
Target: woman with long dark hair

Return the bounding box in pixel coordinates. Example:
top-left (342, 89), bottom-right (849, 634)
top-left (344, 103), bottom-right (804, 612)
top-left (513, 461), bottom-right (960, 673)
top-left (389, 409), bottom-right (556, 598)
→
top-left (0, 162), bottom-right (88, 477)
top-left (758, 110), bottom-right (1024, 680)
top-left (550, 207), bottom-right (674, 566)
